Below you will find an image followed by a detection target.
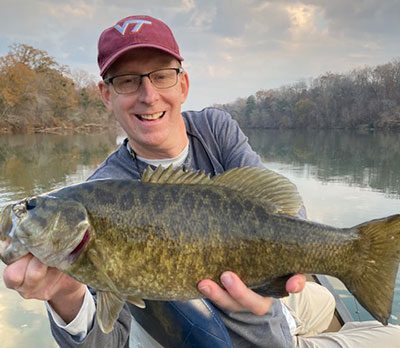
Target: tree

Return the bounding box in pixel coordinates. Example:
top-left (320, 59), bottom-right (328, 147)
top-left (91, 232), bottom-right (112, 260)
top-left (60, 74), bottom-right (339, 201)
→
top-left (0, 43), bottom-right (110, 132)
top-left (217, 58), bottom-right (400, 130)
top-left (245, 95), bottom-right (257, 117)
top-left (294, 98), bottom-right (316, 127)
top-left (1, 43), bottom-right (59, 72)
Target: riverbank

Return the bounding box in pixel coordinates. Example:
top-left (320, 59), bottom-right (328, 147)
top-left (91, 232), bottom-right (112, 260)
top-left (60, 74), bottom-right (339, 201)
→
top-left (0, 122), bottom-right (116, 135)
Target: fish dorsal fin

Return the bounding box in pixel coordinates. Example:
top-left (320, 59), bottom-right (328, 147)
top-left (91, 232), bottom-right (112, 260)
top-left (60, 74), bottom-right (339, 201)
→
top-left (141, 165), bottom-right (211, 185)
top-left (97, 291), bottom-right (125, 334)
top-left (212, 167), bottom-right (303, 216)
top-left (141, 165), bottom-right (302, 216)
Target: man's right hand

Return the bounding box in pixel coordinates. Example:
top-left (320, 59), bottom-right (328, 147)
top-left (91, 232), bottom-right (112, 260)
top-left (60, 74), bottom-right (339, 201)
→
top-left (2, 253), bottom-right (86, 323)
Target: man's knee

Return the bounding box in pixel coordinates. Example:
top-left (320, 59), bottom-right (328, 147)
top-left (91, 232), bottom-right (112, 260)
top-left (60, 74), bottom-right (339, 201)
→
top-left (306, 282), bottom-right (335, 313)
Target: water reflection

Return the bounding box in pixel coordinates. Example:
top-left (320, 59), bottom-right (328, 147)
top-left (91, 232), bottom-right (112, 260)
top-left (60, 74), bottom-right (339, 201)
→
top-left (0, 262), bottom-right (58, 348)
top-left (0, 132), bottom-right (119, 202)
top-left (246, 129), bottom-right (400, 198)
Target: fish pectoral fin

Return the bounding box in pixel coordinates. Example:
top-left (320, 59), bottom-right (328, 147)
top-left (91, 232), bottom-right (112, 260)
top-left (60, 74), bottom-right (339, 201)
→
top-left (252, 274), bottom-right (293, 298)
top-left (96, 291), bottom-right (125, 334)
top-left (126, 296), bottom-right (146, 308)
top-left (87, 248), bottom-right (120, 293)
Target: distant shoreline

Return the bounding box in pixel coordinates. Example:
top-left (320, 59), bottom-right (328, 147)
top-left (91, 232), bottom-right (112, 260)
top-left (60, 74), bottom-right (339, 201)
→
top-left (0, 123), bottom-right (115, 135)
top-left (239, 124), bottom-right (400, 131)
top-left (3, 122), bottom-right (400, 135)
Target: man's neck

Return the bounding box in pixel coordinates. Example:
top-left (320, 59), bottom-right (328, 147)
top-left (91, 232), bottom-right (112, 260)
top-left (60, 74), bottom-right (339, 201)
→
top-left (132, 143), bottom-right (189, 169)
top-left (127, 137), bottom-right (189, 160)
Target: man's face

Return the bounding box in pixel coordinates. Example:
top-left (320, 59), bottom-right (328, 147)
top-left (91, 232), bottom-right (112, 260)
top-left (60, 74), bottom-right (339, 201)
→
top-left (99, 48), bottom-right (189, 158)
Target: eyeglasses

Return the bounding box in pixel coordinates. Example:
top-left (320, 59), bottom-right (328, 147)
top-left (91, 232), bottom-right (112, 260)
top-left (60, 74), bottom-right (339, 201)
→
top-left (104, 67), bottom-right (184, 94)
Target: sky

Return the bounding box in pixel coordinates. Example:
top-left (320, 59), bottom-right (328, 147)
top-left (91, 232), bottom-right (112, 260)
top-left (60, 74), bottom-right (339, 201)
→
top-left (1, 0), bottom-right (400, 111)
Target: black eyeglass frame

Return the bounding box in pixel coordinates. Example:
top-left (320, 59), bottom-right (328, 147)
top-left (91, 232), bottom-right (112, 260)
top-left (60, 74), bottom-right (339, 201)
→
top-left (103, 67), bottom-right (184, 94)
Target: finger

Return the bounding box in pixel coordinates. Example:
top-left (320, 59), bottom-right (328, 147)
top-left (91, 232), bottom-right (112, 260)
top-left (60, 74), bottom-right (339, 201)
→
top-left (38, 268), bottom-right (71, 301)
top-left (286, 273), bottom-right (306, 293)
top-left (220, 272), bottom-right (273, 316)
top-left (198, 278), bottom-right (244, 312)
top-left (23, 256), bottom-right (48, 290)
top-left (2, 254), bottom-right (33, 289)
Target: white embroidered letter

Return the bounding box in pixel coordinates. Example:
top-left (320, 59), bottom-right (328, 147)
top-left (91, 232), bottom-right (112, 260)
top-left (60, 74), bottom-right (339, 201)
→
top-left (114, 19), bottom-right (152, 35)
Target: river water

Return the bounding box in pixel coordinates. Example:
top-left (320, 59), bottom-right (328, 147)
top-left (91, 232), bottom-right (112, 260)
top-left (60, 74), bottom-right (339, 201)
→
top-left (0, 129), bottom-right (399, 347)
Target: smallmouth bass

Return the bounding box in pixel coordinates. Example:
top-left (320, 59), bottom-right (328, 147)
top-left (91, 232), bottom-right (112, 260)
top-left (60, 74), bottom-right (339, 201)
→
top-left (1, 166), bottom-right (399, 333)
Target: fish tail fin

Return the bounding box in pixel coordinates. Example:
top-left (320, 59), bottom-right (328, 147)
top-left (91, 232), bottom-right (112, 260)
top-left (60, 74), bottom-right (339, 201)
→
top-left (344, 214), bottom-right (400, 325)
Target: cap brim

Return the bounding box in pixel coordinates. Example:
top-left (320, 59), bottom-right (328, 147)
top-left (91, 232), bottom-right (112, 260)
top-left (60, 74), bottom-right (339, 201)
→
top-left (100, 44), bottom-right (184, 77)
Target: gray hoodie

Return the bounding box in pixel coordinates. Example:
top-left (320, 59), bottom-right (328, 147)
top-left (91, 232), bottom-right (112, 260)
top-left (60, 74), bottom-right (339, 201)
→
top-left (49, 107), bottom-right (292, 348)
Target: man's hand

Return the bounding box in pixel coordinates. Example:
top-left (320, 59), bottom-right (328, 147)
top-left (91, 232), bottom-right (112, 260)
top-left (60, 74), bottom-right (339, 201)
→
top-left (198, 272), bottom-right (306, 315)
top-left (2, 253), bottom-right (86, 323)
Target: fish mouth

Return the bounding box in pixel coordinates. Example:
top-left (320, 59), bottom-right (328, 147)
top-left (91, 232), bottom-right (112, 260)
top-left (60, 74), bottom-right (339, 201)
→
top-left (69, 228), bottom-right (90, 262)
top-left (12, 200), bottom-right (28, 218)
top-left (0, 207), bottom-right (23, 264)
top-left (0, 237), bottom-right (11, 260)
top-left (1, 206), bottom-right (19, 242)
top-left (0, 205), bottom-right (13, 240)
top-left (135, 111), bottom-right (165, 121)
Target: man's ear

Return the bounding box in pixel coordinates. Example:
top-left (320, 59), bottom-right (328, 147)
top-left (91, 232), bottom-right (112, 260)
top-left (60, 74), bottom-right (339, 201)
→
top-left (98, 81), bottom-right (113, 112)
top-left (180, 70), bottom-right (189, 104)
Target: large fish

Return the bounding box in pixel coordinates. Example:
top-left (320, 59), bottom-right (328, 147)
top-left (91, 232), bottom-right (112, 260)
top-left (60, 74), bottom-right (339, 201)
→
top-left (1, 166), bottom-right (400, 333)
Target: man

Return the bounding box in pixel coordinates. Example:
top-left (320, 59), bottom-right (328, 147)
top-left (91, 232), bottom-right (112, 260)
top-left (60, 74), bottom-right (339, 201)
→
top-left (3, 15), bottom-right (400, 348)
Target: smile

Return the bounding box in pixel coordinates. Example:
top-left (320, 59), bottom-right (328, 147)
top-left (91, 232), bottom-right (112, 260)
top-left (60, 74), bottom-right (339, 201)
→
top-left (135, 111), bottom-right (165, 121)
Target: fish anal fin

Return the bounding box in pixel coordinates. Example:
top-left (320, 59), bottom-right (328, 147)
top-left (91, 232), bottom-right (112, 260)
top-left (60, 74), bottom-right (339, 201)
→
top-left (97, 291), bottom-right (125, 334)
top-left (252, 274), bottom-right (293, 298)
top-left (126, 295), bottom-right (146, 308)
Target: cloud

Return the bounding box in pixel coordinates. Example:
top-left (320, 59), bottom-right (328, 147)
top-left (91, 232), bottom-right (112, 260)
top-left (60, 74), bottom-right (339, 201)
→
top-left (210, 0), bottom-right (251, 37)
top-left (47, 1), bottom-right (95, 19)
top-left (1, 0), bottom-right (399, 110)
top-left (308, 0), bottom-right (400, 38)
top-left (181, 0), bottom-right (196, 12)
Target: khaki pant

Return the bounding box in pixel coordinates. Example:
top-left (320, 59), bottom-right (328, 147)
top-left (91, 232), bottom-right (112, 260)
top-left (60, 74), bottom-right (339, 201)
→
top-left (282, 282), bottom-right (400, 348)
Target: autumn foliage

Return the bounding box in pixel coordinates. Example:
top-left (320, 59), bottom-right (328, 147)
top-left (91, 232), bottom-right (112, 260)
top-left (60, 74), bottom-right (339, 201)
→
top-left (0, 44), bottom-right (111, 133)
top-left (217, 59), bottom-right (400, 130)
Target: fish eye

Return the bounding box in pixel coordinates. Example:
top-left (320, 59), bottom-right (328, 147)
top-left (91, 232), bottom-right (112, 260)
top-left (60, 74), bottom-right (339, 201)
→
top-left (26, 198), bottom-right (37, 210)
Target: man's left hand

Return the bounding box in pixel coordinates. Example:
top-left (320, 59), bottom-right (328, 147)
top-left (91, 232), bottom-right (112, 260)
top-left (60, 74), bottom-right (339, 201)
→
top-left (198, 272), bottom-right (306, 315)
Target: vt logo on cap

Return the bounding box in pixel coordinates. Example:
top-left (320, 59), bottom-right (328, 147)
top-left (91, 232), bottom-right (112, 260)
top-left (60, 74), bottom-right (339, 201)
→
top-left (114, 19), bottom-right (152, 35)
top-left (97, 15), bottom-right (184, 77)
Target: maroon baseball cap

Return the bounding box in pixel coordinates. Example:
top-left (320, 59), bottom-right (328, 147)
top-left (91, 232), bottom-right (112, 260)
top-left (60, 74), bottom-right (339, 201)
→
top-left (98, 15), bottom-right (184, 77)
